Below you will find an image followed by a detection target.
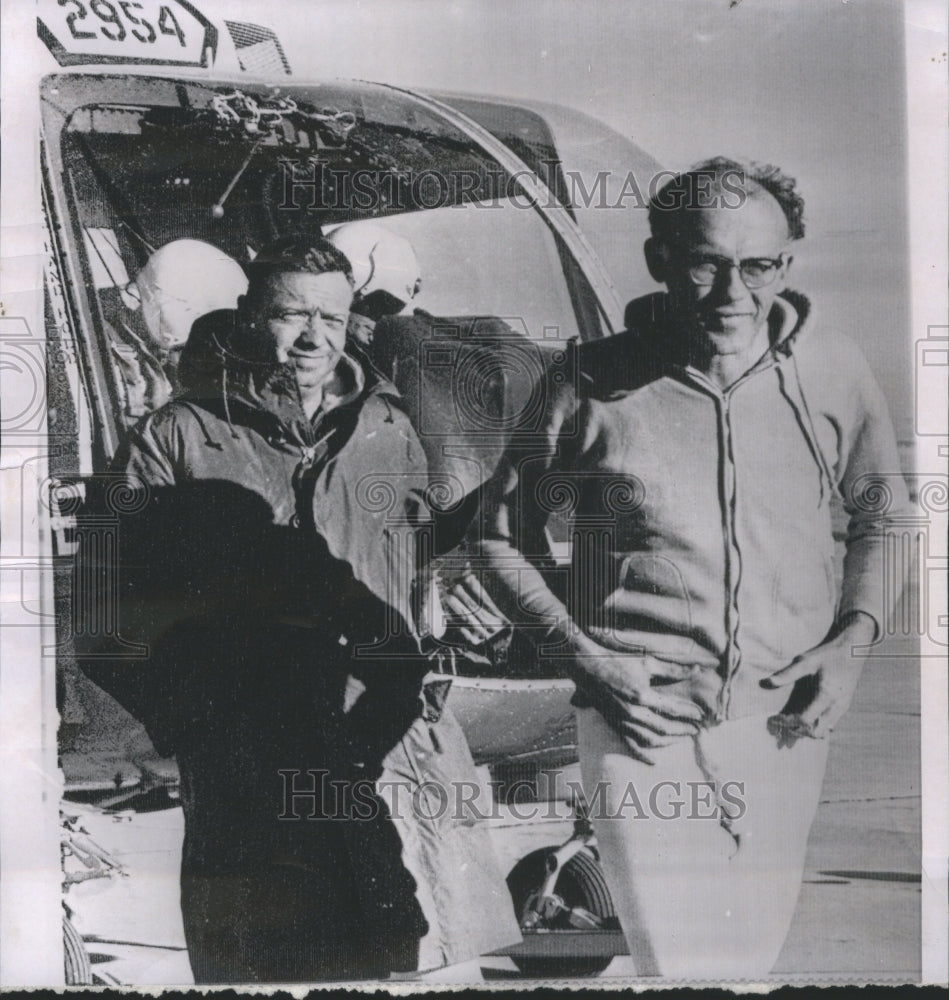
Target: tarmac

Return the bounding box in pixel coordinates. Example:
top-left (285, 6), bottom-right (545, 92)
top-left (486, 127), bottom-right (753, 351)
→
top-left (66, 642), bottom-right (921, 986)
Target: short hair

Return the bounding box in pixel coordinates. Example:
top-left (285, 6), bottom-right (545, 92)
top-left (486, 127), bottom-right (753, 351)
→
top-left (245, 235), bottom-right (355, 304)
top-left (648, 157), bottom-right (806, 243)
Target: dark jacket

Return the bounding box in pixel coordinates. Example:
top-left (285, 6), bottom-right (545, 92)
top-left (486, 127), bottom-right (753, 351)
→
top-left (86, 310), bottom-right (437, 980)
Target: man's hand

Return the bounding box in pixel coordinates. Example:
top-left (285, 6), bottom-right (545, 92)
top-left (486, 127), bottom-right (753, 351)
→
top-left (568, 633), bottom-right (704, 765)
top-left (440, 571), bottom-right (509, 646)
top-left (761, 611), bottom-right (876, 745)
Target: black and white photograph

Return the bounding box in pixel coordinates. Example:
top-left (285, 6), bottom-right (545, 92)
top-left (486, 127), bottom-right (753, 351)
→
top-left (0, 0), bottom-right (946, 988)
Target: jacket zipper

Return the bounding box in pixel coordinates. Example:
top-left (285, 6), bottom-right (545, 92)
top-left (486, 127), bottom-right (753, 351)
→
top-left (717, 391), bottom-right (742, 720)
top-left (682, 359), bottom-right (779, 721)
top-left (298, 427), bottom-right (338, 470)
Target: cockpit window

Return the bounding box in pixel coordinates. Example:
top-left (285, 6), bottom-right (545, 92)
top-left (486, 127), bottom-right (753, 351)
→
top-left (43, 75), bottom-right (596, 457)
top-left (60, 83), bottom-right (511, 261)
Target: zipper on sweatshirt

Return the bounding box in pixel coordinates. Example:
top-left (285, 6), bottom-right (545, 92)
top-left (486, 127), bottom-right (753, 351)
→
top-left (716, 392), bottom-right (743, 719)
top-left (682, 360), bottom-right (778, 720)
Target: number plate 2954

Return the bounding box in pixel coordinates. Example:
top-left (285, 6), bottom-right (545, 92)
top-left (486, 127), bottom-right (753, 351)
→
top-left (38, 0), bottom-right (214, 67)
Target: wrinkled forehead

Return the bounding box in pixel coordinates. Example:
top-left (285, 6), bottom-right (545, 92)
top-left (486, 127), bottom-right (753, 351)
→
top-left (665, 188), bottom-right (791, 256)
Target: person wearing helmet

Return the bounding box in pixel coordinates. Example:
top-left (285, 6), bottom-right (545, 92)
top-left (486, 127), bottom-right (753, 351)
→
top-left (109, 239), bottom-right (248, 415)
top-left (326, 222), bottom-right (421, 348)
top-left (132, 238), bottom-right (250, 359)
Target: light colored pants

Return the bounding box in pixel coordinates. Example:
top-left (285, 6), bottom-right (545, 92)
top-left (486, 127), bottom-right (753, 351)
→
top-left (378, 706), bottom-right (521, 971)
top-left (577, 708), bottom-right (830, 980)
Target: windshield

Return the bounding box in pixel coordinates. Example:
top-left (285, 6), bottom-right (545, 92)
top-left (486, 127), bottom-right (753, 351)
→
top-left (43, 74), bottom-right (596, 456)
top-left (59, 83), bottom-right (513, 256)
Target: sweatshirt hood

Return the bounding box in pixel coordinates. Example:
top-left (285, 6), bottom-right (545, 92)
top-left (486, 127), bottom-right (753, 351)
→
top-left (578, 289), bottom-right (818, 412)
top-left (622, 289), bottom-right (814, 358)
top-left (770, 289), bottom-right (813, 353)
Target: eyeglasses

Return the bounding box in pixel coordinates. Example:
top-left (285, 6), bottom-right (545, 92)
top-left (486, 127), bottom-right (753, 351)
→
top-left (674, 252), bottom-right (787, 290)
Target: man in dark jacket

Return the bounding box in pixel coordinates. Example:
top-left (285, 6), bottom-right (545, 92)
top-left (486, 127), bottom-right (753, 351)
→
top-left (91, 237), bottom-right (517, 983)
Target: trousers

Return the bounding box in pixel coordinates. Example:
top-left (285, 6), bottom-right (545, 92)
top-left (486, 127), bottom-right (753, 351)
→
top-left (577, 708), bottom-right (830, 980)
top-left (377, 706), bottom-right (521, 971)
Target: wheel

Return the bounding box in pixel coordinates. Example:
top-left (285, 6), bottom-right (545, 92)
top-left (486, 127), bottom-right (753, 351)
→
top-left (506, 846), bottom-right (617, 978)
top-left (63, 913), bottom-right (93, 986)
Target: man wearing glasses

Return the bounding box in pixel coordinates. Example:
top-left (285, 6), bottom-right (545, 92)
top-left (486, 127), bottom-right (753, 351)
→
top-left (478, 158), bottom-right (907, 977)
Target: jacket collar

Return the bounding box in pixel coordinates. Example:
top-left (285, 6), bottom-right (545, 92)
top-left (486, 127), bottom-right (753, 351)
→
top-left (176, 309), bottom-right (392, 440)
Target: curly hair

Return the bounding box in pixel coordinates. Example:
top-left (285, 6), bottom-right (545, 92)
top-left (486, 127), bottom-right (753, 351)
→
top-left (648, 157), bottom-right (806, 242)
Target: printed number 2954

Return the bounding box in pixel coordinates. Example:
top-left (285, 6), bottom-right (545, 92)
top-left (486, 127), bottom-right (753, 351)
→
top-left (59, 0), bottom-right (186, 47)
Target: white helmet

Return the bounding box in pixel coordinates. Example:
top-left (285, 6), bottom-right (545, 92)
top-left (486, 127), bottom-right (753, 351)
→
top-left (129, 239), bottom-right (248, 353)
top-left (326, 222), bottom-right (421, 308)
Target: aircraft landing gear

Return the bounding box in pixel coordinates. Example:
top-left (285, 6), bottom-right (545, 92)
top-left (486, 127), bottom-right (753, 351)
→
top-left (505, 796), bottom-right (622, 978)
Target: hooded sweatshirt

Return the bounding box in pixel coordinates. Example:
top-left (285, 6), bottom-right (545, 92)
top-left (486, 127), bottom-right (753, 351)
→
top-left (479, 291), bottom-right (910, 722)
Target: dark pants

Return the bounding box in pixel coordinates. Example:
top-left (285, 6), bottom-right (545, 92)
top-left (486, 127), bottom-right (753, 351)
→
top-left (180, 839), bottom-right (416, 982)
top-left (165, 623), bottom-right (429, 983)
